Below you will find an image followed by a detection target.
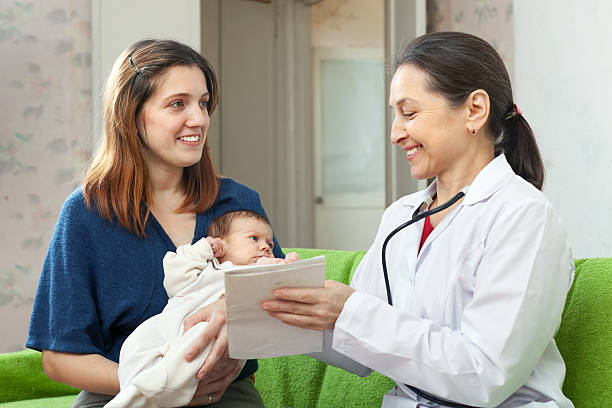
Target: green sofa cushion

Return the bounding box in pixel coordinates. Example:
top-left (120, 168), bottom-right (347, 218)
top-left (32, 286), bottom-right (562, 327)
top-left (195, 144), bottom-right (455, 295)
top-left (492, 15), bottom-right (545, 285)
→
top-left (1, 251), bottom-right (610, 408)
top-left (255, 250), bottom-right (612, 408)
top-left (0, 396), bottom-right (76, 408)
top-left (0, 349), bottom-right (78, 405)
top-left (555, 258), bottom-right (612, 408)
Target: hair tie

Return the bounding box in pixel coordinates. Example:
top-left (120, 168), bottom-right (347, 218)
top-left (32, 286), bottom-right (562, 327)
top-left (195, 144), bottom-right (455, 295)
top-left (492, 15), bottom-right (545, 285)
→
top-left (505, 103), bottom-right (522, 120)
top-left (128, 55), bottom-right (142, 75)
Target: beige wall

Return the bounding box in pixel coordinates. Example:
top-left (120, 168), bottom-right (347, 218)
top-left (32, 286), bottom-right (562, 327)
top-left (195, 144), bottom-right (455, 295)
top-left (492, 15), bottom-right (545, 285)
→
top-left (311, 0), bottom-right (384, 48)
top-left (0, 0), bottom-right (515, 354)
top-left (0, 1), bottom-right (92, 352)
top-left (427, 0), bottom-right (514, 81)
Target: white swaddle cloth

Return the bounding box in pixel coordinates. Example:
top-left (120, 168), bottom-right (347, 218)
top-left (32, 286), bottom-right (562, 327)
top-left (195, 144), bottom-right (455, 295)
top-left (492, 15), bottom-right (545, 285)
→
top-left (105, 238), bottom-right (246, 408)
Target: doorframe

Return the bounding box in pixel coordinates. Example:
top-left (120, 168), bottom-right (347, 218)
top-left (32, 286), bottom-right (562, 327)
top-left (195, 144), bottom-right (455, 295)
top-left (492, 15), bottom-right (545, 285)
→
top-left (202, 0), bottom-right (314, 248)
top-left (385, 0), bottom-right (428, 204)
top-left (202, 0), bottom-right (428, 247)
top-left (91, 0), bottom-right (201, 148)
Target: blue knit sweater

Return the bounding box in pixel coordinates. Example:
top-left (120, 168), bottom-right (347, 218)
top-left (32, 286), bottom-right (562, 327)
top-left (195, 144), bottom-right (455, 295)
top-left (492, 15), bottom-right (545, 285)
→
top-left (27, 178), bottom-right (284, 381)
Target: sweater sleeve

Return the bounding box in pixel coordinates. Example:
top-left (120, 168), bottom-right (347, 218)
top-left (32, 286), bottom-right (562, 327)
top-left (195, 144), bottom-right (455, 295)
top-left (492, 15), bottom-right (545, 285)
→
top-left (163, 238), bottom-right (214, 298)
top-left (26, 189), bottom-right (107, 355)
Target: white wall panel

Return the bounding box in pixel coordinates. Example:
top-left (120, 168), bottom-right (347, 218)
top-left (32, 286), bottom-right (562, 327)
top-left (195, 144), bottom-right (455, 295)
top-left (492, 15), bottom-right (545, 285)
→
top-left (514, 1), bottom-right (612, 257)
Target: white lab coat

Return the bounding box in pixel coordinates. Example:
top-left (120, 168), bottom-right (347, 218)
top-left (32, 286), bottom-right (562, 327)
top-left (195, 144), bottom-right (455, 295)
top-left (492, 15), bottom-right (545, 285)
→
top-left (312, 155), bottom-right (575, 408)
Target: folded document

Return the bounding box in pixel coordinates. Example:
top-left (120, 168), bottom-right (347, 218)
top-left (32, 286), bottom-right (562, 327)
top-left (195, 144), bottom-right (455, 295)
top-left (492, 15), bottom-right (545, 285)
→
top-left (224, 256), bottom-right (325, 359)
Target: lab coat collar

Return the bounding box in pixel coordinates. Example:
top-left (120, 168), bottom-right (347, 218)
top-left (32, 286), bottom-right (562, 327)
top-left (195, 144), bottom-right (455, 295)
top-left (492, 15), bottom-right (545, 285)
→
top-left (398, 181), bottom-right (437, 209)
top-left (397, 154), bottom-right (515, 208)
top-left (462, 154), bottom-right (515, 205)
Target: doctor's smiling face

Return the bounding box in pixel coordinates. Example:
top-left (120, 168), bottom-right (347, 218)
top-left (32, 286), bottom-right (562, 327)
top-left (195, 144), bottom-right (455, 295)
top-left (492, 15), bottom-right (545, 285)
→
top-left (388, 63), bottom-right (484, 182)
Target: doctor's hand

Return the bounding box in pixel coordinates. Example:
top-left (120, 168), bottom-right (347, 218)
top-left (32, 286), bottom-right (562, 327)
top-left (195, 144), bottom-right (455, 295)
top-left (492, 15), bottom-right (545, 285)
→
top-left (261, 279), bottom-right (355, 331)
top-left (183, 296), bottom-right (242, 405)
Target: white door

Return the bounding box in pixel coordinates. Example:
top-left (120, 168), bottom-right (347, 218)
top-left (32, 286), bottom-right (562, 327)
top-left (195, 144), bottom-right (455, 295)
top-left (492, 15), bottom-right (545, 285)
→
top-left (202, 0), bottom-right (426, 251)
top-left (313, 47), bottom-right (386, 251)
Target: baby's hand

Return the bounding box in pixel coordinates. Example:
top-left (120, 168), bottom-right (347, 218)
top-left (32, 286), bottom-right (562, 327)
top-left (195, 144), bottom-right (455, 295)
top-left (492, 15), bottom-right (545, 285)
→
top-left (206, 237), bottom-right (226, 259)
top-left (255, 252), bottom-right (301, 265)
top-left (285, 252), bottom-right (301, 263)
top-left (256, 257), bottom-right (285, 265)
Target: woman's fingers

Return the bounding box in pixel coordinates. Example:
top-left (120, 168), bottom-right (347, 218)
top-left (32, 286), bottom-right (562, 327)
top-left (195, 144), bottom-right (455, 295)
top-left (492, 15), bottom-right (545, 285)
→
top-left (196, 323), bottom-right (230, 379)
top-left (183, 307), bottom-right (210, 334)
top-left (269, 280), bottom-right (352, 305)
top-left (185, 320), bottom-right (220, 363)
top-left (263, 300), bottom-right (337, 330)
top-left (188, 362), bottom-right (243, 406)
top-left (203, 356), bottom-right (240, 384)
top-left (266, 310), bottom-right (330, 330)
top-left (187, 359), bottom-right (242, 406)
top-left (184, 298), bottom-right (227, 362)
top-left (271, 287), bottom-right (325, 304)
top-left (187, 374), bottom-right (231, 406)
top-left (261, 280), bottom-right (355, 331)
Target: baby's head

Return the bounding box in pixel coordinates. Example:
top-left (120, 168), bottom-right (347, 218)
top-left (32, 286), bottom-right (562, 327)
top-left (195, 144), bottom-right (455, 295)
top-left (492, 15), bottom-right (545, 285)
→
top-left (207, 211), bottom-right (274, 265)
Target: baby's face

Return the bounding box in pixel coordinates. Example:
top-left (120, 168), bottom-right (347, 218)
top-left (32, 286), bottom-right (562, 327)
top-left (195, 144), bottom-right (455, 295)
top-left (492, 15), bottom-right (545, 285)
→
top-left (220, 217), bottom-right (274, 265)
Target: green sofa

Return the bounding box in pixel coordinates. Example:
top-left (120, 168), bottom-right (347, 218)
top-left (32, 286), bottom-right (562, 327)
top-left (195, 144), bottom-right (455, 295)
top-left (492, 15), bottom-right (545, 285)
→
top-left (1, 249), bottom-right (610, 407)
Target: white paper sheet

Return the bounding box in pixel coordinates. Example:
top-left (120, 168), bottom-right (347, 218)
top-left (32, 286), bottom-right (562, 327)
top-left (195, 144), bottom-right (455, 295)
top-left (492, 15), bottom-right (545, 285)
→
top-left (224, 256), bottom-right (325, 359)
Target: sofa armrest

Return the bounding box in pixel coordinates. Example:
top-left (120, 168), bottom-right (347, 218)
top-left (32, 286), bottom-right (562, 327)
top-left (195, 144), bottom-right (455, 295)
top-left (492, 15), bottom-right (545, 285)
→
top-left (0, 350), bottom-right (79, 403)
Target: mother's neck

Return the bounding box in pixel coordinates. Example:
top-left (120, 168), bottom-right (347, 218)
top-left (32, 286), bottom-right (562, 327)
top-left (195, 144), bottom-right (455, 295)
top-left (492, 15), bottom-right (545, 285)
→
top-left (148, 165), bottom-right (185, 205)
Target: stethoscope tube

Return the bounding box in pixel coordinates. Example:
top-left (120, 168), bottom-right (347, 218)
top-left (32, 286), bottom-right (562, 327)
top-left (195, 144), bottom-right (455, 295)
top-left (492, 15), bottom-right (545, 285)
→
top-left (381, 188), bottom-right (480, 408)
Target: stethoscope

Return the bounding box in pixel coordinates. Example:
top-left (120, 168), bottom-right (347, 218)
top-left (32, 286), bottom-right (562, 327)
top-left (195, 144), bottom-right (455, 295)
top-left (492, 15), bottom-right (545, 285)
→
top-left (381, 186), bottom-right (480, 408)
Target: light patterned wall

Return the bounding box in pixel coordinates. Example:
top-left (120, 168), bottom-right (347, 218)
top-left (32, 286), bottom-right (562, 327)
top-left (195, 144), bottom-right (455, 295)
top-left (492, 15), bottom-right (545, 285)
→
top-left (0, 0), bottom-right (516, 354)
top-left (311, 0), bottom-right (384, 48)
top-left (427, 0), bottom-right (514, 81)
top-left (0, 1), bottom-right (92, 352)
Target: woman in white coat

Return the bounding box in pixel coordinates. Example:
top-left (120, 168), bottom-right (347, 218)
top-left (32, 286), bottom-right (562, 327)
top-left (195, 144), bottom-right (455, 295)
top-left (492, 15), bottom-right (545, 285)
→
top-left (260, 32), bottom-right (575, 408)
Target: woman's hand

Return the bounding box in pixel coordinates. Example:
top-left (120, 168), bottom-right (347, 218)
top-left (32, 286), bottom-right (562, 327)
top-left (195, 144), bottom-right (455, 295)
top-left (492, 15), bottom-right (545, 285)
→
top-left (261, 279), bottom-right (355, 331)
top-left (183, 297), bottom-right (241, 405)
top-left (186, 367), bottom-right (242, 406)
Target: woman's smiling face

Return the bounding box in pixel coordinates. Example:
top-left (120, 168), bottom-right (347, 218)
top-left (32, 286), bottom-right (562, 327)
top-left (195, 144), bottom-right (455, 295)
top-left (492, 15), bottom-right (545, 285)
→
top-left (138, 65), bottom-right (211, 174)
top-left (388, 64), bottom-right (474, 182)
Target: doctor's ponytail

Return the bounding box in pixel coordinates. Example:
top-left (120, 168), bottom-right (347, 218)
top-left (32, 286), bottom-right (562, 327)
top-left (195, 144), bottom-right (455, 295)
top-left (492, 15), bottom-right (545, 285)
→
top-left (499, 108), bottom-right (544, 190)
top-left (394, 32), bottom-right (545, 190)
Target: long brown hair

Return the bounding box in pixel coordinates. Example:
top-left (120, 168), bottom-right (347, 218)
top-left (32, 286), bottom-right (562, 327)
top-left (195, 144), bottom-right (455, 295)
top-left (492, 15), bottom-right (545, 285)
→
top-left (394, 32), bottom-right (545, 190)
top-left (83, 39), bottom-right (220, 237)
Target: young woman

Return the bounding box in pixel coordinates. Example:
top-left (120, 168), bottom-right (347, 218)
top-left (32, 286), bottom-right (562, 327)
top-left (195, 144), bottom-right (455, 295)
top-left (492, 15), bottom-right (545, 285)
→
top-left (261, 32), bottom-right (575, 408)
top-left (27, 39), bottom-right (282, 408)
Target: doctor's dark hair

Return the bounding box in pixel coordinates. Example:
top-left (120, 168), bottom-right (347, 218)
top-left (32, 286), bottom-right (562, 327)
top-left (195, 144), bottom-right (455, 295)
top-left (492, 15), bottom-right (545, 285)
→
top-left (394, 31), bottom-right (544, 190)
top-left (83, 39), bottom-right (220, 238)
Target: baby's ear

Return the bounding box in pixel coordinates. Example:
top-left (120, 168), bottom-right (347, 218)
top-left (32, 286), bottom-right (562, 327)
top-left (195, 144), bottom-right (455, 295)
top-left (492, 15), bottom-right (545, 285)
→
top-left (206, 237), bottom-right (226, 259)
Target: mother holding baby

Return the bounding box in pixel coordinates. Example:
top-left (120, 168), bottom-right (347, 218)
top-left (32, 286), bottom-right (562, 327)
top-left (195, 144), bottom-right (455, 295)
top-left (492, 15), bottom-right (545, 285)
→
top-left (27, 39), bottom-right (282, 407)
